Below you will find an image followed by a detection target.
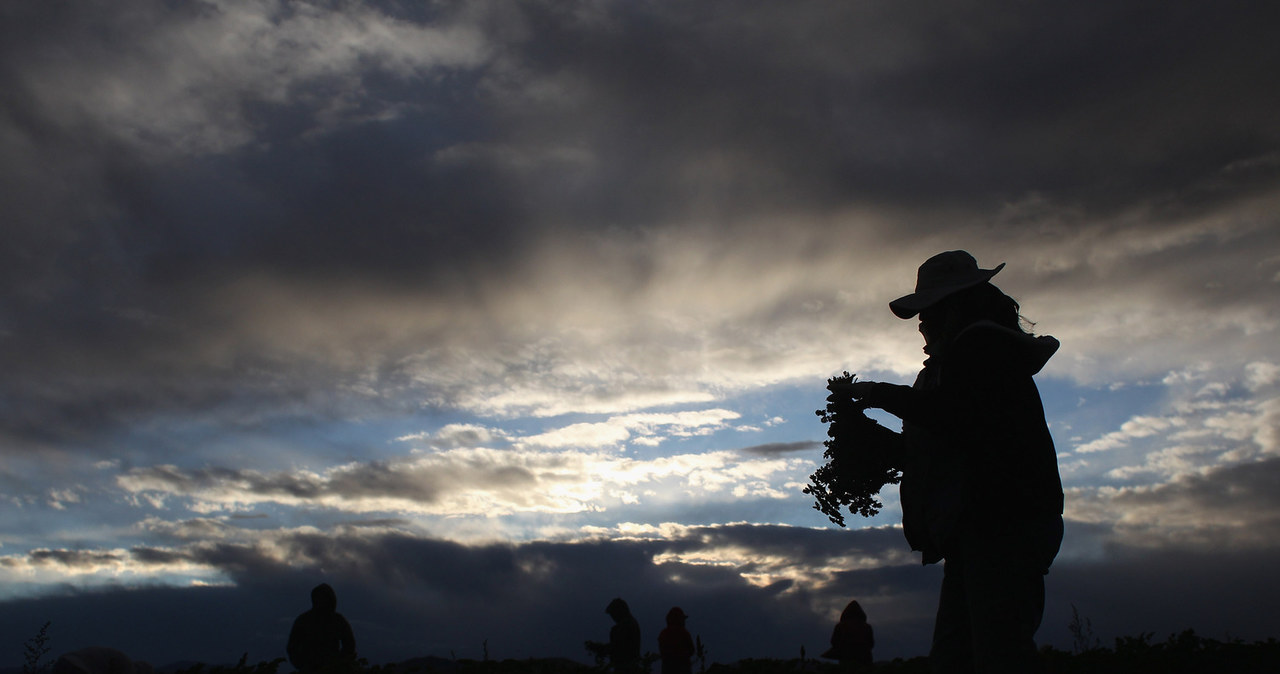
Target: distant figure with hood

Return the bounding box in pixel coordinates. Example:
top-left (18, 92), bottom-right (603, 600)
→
top-left (821, 600), bottom-right (874, 669)
top-left (287, 583), bottom-right (357, 673)
top-left (605, 597), bottom-right (642, 672)
top-left (657, 607), bottom-right (695, 674)
top-left (830, 251), bottom-right (1064, 673)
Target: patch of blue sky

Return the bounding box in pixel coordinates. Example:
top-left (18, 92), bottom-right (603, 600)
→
top-left (1041, 378), bottom-right (1167, 443)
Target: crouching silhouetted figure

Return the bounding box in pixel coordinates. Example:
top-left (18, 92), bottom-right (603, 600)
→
top-left (287, 583), bottom-right (356, 673)
top-left (52, 647), bottom-right (153, 674)
top-left (658, 607), bottom-right (695, 674)
top-left (821, 600), bottom-right (874, 671)
top-left (605, 597), bottom-right (642, 673)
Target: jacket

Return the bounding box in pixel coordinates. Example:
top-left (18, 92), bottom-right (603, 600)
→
top-left (865, 321), bottom-right (1064, 567)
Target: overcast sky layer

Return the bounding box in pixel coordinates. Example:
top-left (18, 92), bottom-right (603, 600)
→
top-left (2, 0), bottom-right (1279, 667)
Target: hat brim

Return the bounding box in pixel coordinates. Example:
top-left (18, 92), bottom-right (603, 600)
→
top-left (888, 263), bottom-right (1004, 319)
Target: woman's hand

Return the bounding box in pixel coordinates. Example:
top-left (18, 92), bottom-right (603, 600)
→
top-left (827, 379), bottom-right (877, 401)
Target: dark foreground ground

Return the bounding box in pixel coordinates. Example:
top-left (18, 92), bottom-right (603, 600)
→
top-left (10, 630), bottom-right (1278, 674)
top-left (141, 630), bottom-right (1280, 674)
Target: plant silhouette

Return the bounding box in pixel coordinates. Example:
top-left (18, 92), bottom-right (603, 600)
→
top-left (805, 372), bottom-right (902, 526)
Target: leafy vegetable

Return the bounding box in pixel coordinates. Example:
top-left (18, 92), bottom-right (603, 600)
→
top-left (804, 372), bottom-right (903, 527)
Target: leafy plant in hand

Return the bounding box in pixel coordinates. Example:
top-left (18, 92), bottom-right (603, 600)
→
top-left (804, 372), bottom-right (902, 527)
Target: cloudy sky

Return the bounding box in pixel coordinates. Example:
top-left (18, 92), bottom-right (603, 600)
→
top-left (2, 0), bottom-right (1279, 667)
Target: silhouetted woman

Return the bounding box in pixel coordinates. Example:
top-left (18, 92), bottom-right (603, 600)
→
top-left (287, 583), bottom-right (357, 673)
top-left (658, 606), bottom-right (695, 674)
top-left (834, 251), bottom-right (1064, 674)
top-left (605, 597), bottom-right (642, 672)
top-left (821, 600), bottom-right (874, 670)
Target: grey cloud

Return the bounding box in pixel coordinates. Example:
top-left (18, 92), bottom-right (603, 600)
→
top-left (1, 1), bottom-right (488, 158)
top-left (28, 549), bottom-right (123, 568)
top-left (0, 2), bottom-right (505, 451)
top-left (141, 517), bottom-right (243, 542)
top-left (119, 455), bottom-right (546, 511)
top-left (1116, 457), bottom-right (1280, 513)
top-left (128, 546), bottom-right (193, 566)
top-left (667, 522), bottom-right (907, 566)
top-left (481, 1), bottom-right (1280, 218)
top-left (1067, 456), bottom-right (1280, 551)
top-left (4, 522), bottom-right (1278, 666)
top-left (122, 465), bottom-right (324, 500)
top-left (133, 521), bottom-right (908, 590)
top-left (321, 462), bottom-right (447, 503)
top-left (184, 541), bottom-right (298, 581)
top-left (325, 459), bottom-right (537, 502)
top-left (28, 526), bottom-right (858, 664)
top-left (739, 441), bottom-right (821, 457)
top-left (1043, 546), bottom-right (1280, 649)
top-left (3, 0), bottom-right (1279, 449)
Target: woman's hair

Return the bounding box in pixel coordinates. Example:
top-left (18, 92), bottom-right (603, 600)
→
top-left (948, 282), bottom-right (1033, 335)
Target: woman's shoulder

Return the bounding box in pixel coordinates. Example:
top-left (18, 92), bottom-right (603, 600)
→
top-left (953, 321), bottom-right (1059, 375)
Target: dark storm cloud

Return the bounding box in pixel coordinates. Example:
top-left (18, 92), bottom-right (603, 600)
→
top-left (128, 546), bottom-right (197, 566)
top-left (486, 1), bottom-right (1280, 216)
top-left (118, 455), bottom-right (547, 512)
top-left (5, 522), bottom-right (1278, 667)
top-left (2, 0), bottom-right (1279, 450)
top-left (21, 549), bottom-right (124, 569)
top-left (1067, 456), bottom-right (1280, 551)
top-left (0, 523), bottom-right (931, 666)
top-left (2, 547), bottom-right (122, 570)
top-left (1113, 457), bottom-right (1280, 515)
top-left (324, 459), bottom-right (536, 502)
top-left (1043, 546), bottom-right (1280, 649)
top-left (143, 517), bottom-right (241, 542)
top-left (0, 0), bottom-right (496, 451)
top-left (670, 522), bottom-right (907, 565)
top-left (121, 465), bottom-right (322, 499)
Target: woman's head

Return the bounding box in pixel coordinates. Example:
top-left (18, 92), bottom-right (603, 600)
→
top-left (918, 282), bottom-right (1028, 351)
top-left (606, 597), bottom-right (632, 621)
top-left (890, 250), bottom-right (1004, 320)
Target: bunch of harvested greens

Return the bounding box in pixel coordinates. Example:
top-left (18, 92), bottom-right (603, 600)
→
top-left (804, 372), bottom-right (903, 527)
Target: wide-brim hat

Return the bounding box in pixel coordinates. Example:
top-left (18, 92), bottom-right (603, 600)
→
top-left (889, 250), bottom-right (1005, 319)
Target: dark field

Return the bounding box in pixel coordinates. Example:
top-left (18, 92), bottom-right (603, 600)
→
top-left (145, 630), bottom-right (1280, 674)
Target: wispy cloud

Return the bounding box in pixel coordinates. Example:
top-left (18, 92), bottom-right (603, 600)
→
top-left (116, 446), bottom-right (809, 517)
top-left (1068, 456), bottom-right (1280, 551)
top-left (8, 0), bottom-right (488, 158)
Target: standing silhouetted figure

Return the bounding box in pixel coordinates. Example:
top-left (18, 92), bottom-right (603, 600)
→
top-left (605, 597), bottom-right (642, 672)
top-left (832, 251), bottom-right (1064, 674)
top-left (287, 583), bottom-right (357, 674)
top-left (658, 606), bottom-right (695, 674)
top-left (821, 600), bottom-right (874, 670)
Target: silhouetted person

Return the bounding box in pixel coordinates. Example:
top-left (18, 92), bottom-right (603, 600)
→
top-left (605, 597), bottom-right (642, 672)
top-left (287, 583), bottom-right (357, 674)
top-left (821, 600), bottom-right (874, 670)
top-left (658, 606), bottom-right (695, 674)
top-left (831, 251), bottom-right (1064, 674)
